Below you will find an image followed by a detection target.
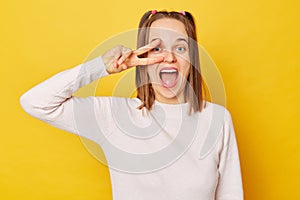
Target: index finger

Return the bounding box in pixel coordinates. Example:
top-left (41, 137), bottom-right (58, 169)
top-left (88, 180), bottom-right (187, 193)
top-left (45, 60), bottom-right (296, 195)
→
top-left (134, 39), bottom-right (161, 56)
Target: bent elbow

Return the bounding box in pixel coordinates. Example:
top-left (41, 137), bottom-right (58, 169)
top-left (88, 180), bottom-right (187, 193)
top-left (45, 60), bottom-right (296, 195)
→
top-left (20, 92), bottom-right (33, 115)
top-left (19, 91), bottom-right (45, 119)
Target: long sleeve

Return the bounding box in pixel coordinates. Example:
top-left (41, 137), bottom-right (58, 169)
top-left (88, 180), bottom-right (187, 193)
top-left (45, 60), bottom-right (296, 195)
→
top-left (20, 56), bottom-right (109, 141)
top-left (215, 110), bottom-right (244, 200)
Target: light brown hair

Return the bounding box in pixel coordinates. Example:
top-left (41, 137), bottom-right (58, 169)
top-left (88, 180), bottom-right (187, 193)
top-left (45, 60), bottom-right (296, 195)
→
top-left (136, 11), bottom-right (206, 114)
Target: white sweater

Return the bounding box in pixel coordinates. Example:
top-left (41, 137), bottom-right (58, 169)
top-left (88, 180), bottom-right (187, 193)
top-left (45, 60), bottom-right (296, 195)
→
top-left (20, 56), bottom-right (243, 200)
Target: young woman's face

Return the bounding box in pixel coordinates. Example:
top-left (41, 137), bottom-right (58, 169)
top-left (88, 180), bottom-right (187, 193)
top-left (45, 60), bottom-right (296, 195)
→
top-left (146, 18), bottom-right (190, 104)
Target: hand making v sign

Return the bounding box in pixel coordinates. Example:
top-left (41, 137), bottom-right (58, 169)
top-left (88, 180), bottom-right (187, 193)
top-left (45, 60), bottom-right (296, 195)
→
top-left (103, 39), bottom-right (163, 74)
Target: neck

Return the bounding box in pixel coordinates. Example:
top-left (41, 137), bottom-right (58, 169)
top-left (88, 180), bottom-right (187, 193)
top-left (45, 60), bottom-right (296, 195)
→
top-left (155, 94), bottom-right (185, 104)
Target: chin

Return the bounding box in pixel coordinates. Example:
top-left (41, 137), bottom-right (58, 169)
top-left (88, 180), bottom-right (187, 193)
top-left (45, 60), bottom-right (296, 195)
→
top-left (154, 85), bottom-right (185, 103)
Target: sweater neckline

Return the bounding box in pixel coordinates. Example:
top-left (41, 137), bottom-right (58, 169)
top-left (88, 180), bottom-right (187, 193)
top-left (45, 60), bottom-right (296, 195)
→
top-left (153, 100), bottom-right (189, 113)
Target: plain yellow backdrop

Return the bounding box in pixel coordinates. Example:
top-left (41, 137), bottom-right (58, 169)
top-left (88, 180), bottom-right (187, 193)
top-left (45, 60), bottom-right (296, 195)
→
top-left (1, 0), bottom-right (299, 199)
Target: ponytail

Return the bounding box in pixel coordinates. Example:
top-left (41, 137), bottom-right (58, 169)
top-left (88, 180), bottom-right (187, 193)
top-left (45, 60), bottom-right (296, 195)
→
top-left (185, 11), bottom-right (196, 30)
top-left (138, 11), bottom-right (152, 29)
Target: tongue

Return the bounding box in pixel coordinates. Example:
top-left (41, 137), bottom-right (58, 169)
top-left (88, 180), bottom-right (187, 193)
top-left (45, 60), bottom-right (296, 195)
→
top-left (161, 73), bottom-right (177, 87)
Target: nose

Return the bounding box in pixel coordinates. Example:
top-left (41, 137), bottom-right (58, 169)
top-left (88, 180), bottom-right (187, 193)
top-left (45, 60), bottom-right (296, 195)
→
top-left (163, 50), bottom-right (177, 63)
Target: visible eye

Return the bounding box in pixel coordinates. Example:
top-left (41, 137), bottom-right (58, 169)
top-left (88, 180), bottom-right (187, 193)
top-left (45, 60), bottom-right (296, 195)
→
top-left (176, 46), bottom-right (187, 53)
top-left (152, 47), bottom-right (162, 52)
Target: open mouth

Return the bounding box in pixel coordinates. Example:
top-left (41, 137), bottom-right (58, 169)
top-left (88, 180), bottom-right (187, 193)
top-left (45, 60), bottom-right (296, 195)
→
top-left (159, 68), bottom-right (179, 88)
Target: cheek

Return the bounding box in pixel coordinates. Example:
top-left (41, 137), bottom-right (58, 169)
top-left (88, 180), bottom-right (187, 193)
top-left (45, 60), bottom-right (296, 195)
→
top-left (183, 66), bottom-right (191, 79)
top-left (178, 57), bottom-right (191, 77)
top-left (146, 66), bottom-right (156, 80)
top-left (177, 52), bottom-right (190, 65)
top-left (176, 50), bottom-right (190, 61)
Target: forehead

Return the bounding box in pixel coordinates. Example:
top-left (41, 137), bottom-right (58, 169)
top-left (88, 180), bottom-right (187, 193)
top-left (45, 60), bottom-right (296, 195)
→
top-left (148, 18), bottom-right (188, 41)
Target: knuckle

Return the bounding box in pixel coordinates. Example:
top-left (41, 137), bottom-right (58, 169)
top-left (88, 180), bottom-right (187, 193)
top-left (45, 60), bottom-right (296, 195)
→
top-left (117, 45), bottom-right (124, 51)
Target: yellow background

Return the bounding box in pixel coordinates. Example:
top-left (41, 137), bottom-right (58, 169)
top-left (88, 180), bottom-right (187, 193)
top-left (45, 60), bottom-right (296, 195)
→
top-left (1, 0), bottom-right (299, 199)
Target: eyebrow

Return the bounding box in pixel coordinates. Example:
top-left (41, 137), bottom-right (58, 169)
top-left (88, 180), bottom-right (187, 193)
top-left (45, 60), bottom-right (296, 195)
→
top-left (150, 37), bottom-right (188, 44)
top-left (176, 38), bottom-right (188, 44)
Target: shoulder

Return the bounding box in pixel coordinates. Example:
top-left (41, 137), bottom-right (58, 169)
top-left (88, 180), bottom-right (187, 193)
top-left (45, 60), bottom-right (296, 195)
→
top-left (201, 101), bottom-right (232, 122)
top-left (201, 101), bottom-right (235, 144)
top-left (198, 102), bottom-right (237, 158)
top-left (198, 101), bottom-right (233, 158)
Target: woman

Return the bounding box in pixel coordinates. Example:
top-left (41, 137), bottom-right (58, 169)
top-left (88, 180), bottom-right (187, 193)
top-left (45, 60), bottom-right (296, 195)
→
top-left (20, 10), bottom-right (243, 200)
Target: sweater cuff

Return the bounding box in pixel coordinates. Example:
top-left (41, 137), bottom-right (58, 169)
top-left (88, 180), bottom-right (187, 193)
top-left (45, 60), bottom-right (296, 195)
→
top-left (96, 56), bottom-right (110, 77)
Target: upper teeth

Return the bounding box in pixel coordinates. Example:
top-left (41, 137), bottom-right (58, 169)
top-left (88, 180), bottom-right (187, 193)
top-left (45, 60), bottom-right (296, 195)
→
top-left (161, 69), bottom-right (177, 73)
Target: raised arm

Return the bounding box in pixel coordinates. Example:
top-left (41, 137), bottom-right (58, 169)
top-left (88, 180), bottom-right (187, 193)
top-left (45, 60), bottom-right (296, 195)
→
top-left (20, 56), bottom-right (109, 136)
top-left (20, 40), bottom-right (163, 141)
